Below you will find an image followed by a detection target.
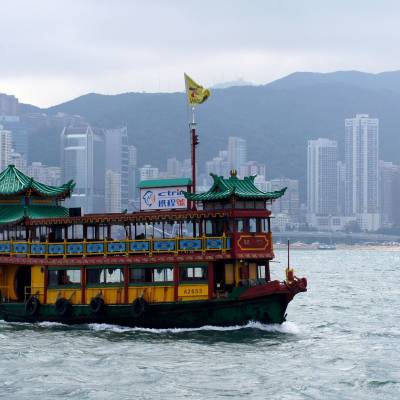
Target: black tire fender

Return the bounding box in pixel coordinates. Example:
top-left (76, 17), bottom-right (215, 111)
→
top-left (55, 298), bottom-right (72, 317)
top-left (131, 297), bottom-right (147, 318)
top-left (90, 296), bottom-right (105, 315)
top-left (25, 296), bottom-right (40, 317)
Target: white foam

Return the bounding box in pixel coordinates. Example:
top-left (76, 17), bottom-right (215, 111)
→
top-left (88, 321), bottom-right (300, 335)
top-left (0, 318), bottom-right (300, 335)
top-left (37, 321), bottom-right (67, 328)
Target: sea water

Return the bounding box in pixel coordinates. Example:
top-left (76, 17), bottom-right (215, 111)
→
top-left (0, 250), bottom-right (399, 399)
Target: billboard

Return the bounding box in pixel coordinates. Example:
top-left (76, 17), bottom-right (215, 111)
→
top-left (140, 186), bottom-right (188, 211)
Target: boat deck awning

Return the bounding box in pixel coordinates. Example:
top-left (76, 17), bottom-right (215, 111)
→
top-left (0, 205), bottom-right (69, 225)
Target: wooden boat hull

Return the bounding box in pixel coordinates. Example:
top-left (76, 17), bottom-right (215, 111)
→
top-left (0, 280), bottom-right (306, 328)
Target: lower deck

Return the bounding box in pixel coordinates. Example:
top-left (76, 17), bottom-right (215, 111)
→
top-left (0, 260), bottom-right (271, 306)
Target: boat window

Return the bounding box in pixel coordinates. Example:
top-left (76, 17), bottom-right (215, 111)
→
top-left (245, 201), bottom-right (255, 209)
top-left (181, 266), bottom-right (207, 281)
top-left (129, 267), bottom-right (173, 283)
top-left (215, 220), bottom-right (224, 236)
top-left (153, 267), bottom-right (173, 282)
top-left (255, 201), bottom-right (265, 209)
top-left (236, 200), bottom-right (244, 209)
top-left (153, 222), bottom-right (163, 238)
top-left (249, 218), bottom-right (257, 233)
top-left (237, 219), bottom-right (244, 232)
top-left (129, 268), bottom-right (151, 283)
top-left (205, 220), bottom-right (213, 235)
top-left (257, 265), bottom-right (266, 279)
top-left (87, 268), bottom-right (124, 285)
top-left (48, 269), bottom-right (81, 287)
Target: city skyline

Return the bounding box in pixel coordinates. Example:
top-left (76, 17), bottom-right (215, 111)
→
top-left (2, 87), bottom-right (400, 231)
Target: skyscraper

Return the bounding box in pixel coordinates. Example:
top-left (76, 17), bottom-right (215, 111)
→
top-left (228, 136), bottom-right (247, 171)
top-left (105, 127), bottom-right (129, 211)
top-left (61, 125), bottom-right (105, 214)
top-left (139, 164), bottom-right (159, 181)
top-left (0, 125), bottom-right (12, 171)
top-left (105, 170), bottom-right (122, 213)
top-left (128, 145), bottom-right (138, 203)
top-left (307, 138), bottom-right (338, 216)
top-left (270, 178), bottom-right (300, 222)
top-left (344, 114), bottom-right (379, 230)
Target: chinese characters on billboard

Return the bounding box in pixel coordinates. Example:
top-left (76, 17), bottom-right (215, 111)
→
top-left (140, 186), bottom-right (188, 211)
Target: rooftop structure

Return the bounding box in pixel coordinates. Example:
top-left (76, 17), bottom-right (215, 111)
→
top-left (185, 171), bottom-right (285, 202)
top-left (0, 164), bottom-right (74, 225)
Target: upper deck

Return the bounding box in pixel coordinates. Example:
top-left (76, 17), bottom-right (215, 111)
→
top-left (0, 208), bottom-right (273, 265)
top-left (0, 168), bottom-right (285, 266)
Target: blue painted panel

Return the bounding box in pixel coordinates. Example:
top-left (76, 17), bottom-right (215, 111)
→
top-left (67, 243), bottom-right (84, 254)
top-left (130, 241), bottom-right (150, 252)
top-left (0, 242), bottom-right (11, 253)
top-left (31, 244), bottom-right (46, 254)
top-left (48, 244), bottom-right (65, 254)
top-left (225, 237), bottom-right (231, 249)
top-left (86, 243), bottom-right (104, 254)
top-left (107, 242), bottom-right (126, 253)
top-left (13, 243), bottom-right (28, 253)
top-left (206, 238), bottom-right (223, 250)
top-left (179, 239), bottom-right (202, 251)
top-left (153, 240), bottom-right (175, 252)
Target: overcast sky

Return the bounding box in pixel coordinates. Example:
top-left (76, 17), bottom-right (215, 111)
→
top-left (1, 0), bottom-right (400, 107)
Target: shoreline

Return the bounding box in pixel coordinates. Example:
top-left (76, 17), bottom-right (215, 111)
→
top-left (274, 243), bottom-right (400, 251)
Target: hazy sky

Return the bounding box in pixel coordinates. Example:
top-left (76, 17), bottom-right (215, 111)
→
top-left (1, 0), bottom-right (400, 107)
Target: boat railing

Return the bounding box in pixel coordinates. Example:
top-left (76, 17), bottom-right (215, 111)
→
top-left (0, 235), bottom-right (231, 258)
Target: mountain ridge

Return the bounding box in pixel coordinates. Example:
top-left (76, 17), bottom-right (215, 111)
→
top-left (21, 70), bottom-right (400, 200)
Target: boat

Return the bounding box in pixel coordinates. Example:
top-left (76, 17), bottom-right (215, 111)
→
top-left (0, 164), bottom-right (307, 328)
top-left (318, 243), bottom-right (336, 250)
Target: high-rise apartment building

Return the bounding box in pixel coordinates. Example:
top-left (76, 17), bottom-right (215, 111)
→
top-left (61, 125), bottom-right (105, 214)
top-left (0, 125), bottom-right (12, 171)
top-left (239, 161), bottom-right (266, 178)
top-left (270, 178), bottom-right (300, 222)
top-left (139, 164), bottom-right (159, 181)
top-left (105, 170), bottom-right (122, 213)
top-left (337, 161), bottom-right (346, 216)
top-left (228, 136), bottom-right (247, 171)
top-left (307, 138), bottom-right (338, 216)
top-left (105, 127), bottom-right (129, 211)
top-left (378, 161), bottom-right (400, 228)
top-left (128, 145), bottom-right (138, 203)
top-left (344, 114), bottom-right (379, 230)
top-left (27, 162), bottom-right (61, 187)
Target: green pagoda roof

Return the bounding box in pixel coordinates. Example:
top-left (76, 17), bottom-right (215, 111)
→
top-left (0, 165), bottom-right (75, 197)
top-left (0, 205), bottom-right (69, 225)
top-left (138, 178), bottom-right (192, 189)
top-left (184, 173), bottom-right (287, 201)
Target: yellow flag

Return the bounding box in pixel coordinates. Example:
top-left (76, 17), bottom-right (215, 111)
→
top-left (184, 73), bottom-right (211, 105)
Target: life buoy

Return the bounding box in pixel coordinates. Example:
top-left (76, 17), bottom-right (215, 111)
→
top-left (131, 297), bottom-right (147, 318)
top-left (25, 296), bottom-right (40, 317)
top-left (55, 298), bottom-right (72, 317)
top-left (90, 297), bottom-right (105, 315)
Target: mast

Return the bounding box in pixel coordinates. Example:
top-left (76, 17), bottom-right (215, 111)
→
top-left (190, 106), bottom-right (199, 197)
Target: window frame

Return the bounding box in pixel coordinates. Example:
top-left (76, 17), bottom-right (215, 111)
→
top-left (47, 267), bottom-right (82, 288)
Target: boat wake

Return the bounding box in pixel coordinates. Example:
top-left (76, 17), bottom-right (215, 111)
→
top-left (87, 320), bottom-right (300, 335)
top-left (0, 319), bottom-right (300, 335)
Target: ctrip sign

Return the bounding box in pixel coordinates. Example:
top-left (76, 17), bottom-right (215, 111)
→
top-left (140, 186), bottom-right (188, 211)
